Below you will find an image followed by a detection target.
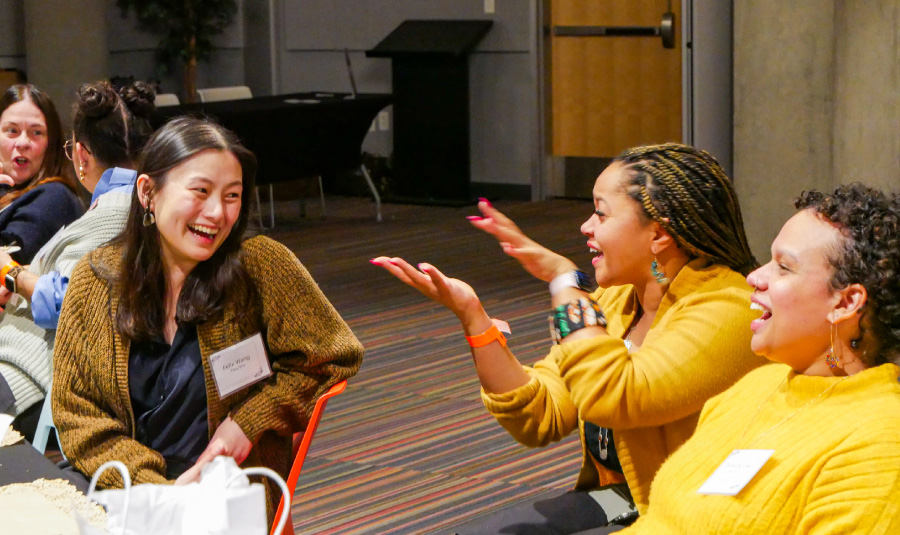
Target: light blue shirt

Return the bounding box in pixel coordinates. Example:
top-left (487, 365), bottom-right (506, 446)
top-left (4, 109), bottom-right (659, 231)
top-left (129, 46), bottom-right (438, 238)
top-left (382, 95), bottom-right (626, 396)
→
top-left (32, 168), bottom-right (137, 329)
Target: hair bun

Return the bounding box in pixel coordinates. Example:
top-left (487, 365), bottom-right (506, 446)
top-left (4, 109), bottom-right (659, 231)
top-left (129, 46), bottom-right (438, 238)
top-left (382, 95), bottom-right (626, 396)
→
top-left (119, 81), bottom-right (157, 119)
top-left (76, 82), bottom-right (118, 119)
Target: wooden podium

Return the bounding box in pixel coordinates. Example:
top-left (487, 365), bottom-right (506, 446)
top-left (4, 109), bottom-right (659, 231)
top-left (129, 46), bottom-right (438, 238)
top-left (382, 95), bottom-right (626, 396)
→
top-left (367, 20), bottom-right (493, 204)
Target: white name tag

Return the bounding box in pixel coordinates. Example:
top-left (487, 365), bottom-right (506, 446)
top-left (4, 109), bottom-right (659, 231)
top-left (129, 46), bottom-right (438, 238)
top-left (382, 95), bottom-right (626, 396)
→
top-left (209, 333), bottom-right (273, 399)
top-left (697, 449), bottom-right (774, 496)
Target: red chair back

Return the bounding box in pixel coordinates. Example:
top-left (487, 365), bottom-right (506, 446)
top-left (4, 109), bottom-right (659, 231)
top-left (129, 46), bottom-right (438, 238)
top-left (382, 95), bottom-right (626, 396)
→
top-left (270, 380), bottom-right (347, 535)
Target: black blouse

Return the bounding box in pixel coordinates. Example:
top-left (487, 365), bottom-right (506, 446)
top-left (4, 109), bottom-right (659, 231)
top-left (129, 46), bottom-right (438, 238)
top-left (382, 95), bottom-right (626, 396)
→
top-left (129, 323), bottom-right (209, 479)
top-left (584, 421), bottom-right (624, 474)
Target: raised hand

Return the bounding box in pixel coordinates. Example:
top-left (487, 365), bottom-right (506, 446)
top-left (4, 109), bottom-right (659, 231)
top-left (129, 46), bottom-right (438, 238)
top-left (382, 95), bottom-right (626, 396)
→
top-left (0, 160), bottom-right (14, 187)
top-left (468, 200), bottom-right (577, 282)
top-left (370, 257), bottom-right (486, 326)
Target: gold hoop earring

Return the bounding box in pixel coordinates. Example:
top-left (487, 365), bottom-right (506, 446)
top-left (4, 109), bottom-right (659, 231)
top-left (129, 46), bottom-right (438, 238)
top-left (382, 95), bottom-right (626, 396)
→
top-left (825, 320), bottom-right (842, 370)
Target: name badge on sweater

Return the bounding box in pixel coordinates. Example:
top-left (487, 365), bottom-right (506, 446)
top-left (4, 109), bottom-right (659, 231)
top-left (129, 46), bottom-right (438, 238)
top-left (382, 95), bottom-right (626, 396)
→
top-left (209, 333), bottom-right (272, 399)
top-left (697, 449), bottom-right (774, 496)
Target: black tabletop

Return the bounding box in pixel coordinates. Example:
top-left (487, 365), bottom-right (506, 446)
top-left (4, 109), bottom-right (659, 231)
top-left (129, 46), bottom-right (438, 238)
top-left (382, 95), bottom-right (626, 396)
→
top-left (153, 92), bottom-right (392, 185)
top-left (0, 443), bottom-right (89, 493)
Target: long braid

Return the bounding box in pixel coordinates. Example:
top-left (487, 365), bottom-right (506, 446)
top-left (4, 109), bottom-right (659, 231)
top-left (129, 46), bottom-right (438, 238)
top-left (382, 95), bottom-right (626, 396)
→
top-left (615, 143), bottom-right (758, 275)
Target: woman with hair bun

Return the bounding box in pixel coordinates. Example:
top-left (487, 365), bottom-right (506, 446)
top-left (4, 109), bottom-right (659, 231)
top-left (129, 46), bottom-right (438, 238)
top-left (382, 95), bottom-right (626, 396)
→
top-left (0, 84), bottom-right (83, 264)
top-left (373, 143), bottom-right (765, 534)
top-left (0, 80), bottom-right (155, 440)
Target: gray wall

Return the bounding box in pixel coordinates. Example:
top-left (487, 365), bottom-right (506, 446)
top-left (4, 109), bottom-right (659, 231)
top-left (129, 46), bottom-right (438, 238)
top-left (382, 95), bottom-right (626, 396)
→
top-left (734, 0), bottom-right (900, 260)
top-left (105, 1), bottom-right (246, 98)
top-left (24, 0), bottom-right (109, 120)
top-left (2, 0), bottom-right (540, 193)
top-left (832, 1), bottom-right (900, 192)
top-left (0, 1), bottom-right (27, 72)
top-left (274, 0), bottom-right (540, 191)
top-left (0, 0), bottom-right (108, 122)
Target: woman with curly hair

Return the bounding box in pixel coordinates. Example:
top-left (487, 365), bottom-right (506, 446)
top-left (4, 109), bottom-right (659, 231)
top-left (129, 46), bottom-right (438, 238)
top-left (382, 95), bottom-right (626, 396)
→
top-left (373, 144), bottom-right (765, 533)
top-left (605, 183), bottom-right (900, 534)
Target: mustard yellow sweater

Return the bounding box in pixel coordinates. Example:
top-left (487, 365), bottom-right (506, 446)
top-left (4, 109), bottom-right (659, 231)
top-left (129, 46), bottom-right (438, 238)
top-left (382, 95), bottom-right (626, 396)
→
top-left (623, 363), bottom-right (900, 534)
top-left (483, 259), bottom-right (764, 513)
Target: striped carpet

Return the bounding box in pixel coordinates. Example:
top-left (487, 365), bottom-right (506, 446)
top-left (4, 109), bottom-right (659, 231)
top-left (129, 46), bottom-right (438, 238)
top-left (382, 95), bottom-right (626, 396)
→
top-left (265, 194), bottom-right (595, 534)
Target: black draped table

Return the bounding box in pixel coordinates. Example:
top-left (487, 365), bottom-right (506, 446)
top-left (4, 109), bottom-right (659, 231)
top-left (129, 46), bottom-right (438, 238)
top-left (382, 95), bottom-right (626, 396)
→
top-left (154, 92), bottom-right (392, 223)
top-left (0, 443), bottom-right (88, 493)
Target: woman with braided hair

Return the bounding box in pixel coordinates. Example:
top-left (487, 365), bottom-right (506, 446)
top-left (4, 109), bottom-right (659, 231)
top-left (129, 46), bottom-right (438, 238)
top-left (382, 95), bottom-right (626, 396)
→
top-left (372, 143), bottom-right (765, 534)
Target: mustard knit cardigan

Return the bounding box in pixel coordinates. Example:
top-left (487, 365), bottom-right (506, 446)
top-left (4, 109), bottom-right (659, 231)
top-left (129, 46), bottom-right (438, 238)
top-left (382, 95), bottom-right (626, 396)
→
top-left (52, 236), bottom-right (364, 515)
top-left (482, 259), bottom-right (764, 513)
top-left (623, 363), bottom-right (900, 534)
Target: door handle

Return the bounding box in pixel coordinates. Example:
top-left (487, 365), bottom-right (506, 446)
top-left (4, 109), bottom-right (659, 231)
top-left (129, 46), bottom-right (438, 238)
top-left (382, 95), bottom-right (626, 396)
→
top-left (552, 10), bottom-right (675, 49)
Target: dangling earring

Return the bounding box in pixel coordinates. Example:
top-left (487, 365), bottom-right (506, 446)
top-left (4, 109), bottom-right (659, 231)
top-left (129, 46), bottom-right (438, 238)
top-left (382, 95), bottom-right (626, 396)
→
top-left (78, 163), bottom-right (85, 182)
top-left (825, 320), bottom-right (843, 370)
top-left (651, 256), bottom-right (669, 285)
top-left (142, 196), bottom-right (155, 227)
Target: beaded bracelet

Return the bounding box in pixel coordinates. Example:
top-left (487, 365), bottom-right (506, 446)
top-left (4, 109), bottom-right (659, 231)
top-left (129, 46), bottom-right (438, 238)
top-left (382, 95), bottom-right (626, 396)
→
top-left (549, 297), bottom-right (606, 343)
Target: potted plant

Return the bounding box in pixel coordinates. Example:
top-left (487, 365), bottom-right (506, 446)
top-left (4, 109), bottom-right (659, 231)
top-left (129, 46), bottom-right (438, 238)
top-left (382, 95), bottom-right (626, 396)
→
top-left (117, 0), bottom-right (238, 103)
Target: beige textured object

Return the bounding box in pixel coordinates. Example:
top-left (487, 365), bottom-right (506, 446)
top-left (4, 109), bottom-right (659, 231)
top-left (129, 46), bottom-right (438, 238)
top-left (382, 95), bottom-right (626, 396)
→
top-left (0, 478), bottom-right (106, 533)
top-left (1, 426), bottom-right (23, 446)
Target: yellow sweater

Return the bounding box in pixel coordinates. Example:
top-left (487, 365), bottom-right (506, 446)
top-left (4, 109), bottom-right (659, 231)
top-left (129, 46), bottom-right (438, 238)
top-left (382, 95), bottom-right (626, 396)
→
top-left (483, 259), bottom-right (764, 513)
top-left (624, 363), bottom-right (900, 534)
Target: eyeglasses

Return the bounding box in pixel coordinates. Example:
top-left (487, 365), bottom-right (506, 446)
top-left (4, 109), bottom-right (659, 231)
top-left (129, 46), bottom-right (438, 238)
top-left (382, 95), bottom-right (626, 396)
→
top-left (64, 139), bottom-right (91, 161)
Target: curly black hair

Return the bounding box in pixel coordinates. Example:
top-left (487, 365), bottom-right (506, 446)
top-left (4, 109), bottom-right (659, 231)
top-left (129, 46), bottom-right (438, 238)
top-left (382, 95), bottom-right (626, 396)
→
top-left (795, 183), bottom-right (900, 366)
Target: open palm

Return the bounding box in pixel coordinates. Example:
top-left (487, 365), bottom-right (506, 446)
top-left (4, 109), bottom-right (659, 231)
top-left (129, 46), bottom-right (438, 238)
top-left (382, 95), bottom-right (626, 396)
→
top-left (371, 257), bottom-right (483, 321)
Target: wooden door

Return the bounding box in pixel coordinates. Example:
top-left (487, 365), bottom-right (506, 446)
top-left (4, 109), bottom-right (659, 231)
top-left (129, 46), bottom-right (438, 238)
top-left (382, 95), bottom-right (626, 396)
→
top-left (551, 0), bottom-right (683, 157)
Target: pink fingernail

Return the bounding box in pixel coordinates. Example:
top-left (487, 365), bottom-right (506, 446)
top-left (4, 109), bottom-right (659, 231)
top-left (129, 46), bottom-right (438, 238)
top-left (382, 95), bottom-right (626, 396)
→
top-left (479, 197), bottom-right (493, 207)
top-left (466, 216), bottom-right (483, 221)
top-left (369, 259), bottom-right (379, 265)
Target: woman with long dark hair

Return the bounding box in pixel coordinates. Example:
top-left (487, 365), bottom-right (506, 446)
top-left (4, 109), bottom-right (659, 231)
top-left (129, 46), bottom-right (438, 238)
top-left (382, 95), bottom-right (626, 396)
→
top-left (52, 116), bottom-right (364, 522)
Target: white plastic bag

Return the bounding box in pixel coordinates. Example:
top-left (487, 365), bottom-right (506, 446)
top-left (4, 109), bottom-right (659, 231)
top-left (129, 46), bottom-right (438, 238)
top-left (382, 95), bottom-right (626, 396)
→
top-left (78, 456), bottom-right (289, 535)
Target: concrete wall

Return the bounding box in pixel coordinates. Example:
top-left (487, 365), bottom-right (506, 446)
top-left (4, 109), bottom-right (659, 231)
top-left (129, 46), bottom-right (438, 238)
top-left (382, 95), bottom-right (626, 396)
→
top-left (0, 1), bottom-right (26, 72)
top-left (19, 0), bottom-right (109, 124)
top-left (832, 1), bottom-right (900, 191)
top-left (734, 0), bottom-right (900, 261)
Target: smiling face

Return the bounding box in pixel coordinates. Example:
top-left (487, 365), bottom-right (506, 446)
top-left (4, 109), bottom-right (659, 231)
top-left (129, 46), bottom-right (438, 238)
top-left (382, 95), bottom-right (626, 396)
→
top-left (0, 98), bottom-right (48, 185)
top-left (580, 162), bottom-right (658, 288)
top-left (145, 149), bottom-right (244, 275)
top-left (746, 209), bottom-right (843, 371)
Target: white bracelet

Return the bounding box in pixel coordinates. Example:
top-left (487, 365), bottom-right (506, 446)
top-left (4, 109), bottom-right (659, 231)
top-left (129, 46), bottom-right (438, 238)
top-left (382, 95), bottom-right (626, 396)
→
top-left (549, 271), bottom-right (579, 296)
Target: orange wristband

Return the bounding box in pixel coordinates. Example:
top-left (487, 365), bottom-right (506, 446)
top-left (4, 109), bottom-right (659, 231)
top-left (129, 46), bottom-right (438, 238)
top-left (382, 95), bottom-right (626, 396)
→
top-left (466, 320), bottom-right (509, 348)
top-left (0, 261), bottom-right (19, 283)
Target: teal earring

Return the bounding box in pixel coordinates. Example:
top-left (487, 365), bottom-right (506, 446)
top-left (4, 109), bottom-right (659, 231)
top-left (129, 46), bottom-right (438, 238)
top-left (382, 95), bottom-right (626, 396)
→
top-left (651, 257), bottom-right (669, 285)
